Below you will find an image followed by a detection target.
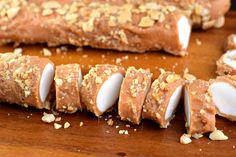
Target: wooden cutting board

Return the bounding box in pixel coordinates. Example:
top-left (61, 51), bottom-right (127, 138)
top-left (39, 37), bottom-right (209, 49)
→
top-left (0, 12), bottom-right (235, 157)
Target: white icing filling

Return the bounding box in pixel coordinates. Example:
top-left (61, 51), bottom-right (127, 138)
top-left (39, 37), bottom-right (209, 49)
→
top-left (40, 63), bottom-right (55, 103)
top-left (177, 16), bottom-right (191, 49)
top-left (96, 73), bottom-right (124, 113)
top-left (222, 50), bottom-right (236, 69)
top-left (184, 87), bottom-right (191, 127)
top-left (210, 82), bottom-right (236, 117)
top-left (165, 85), bottom-right (183, 120)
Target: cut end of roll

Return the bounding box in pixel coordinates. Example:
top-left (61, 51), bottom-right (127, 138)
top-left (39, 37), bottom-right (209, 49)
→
top-left (40, 63), bottom-right (55, 103)
top-left (210, 81), bottom-right (236, 119)
top-left (165, 85), bottom-right (183, 120)
top-left (96, 73), bottom-right (124, 113)
top-left (184, 86), bottom-right (191, 128)
top-left (222, 50), bottom-right (236, 69)
top-left (177, 16), bottom-right (191, 50)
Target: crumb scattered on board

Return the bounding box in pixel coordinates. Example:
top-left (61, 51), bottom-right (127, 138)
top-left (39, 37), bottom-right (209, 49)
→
top-left (209, 129), bottom-right (228, 141)
top-left (41, 112), bottom-right (55, 123)
top-left (64, 122), bottom-right (70, 129)
top-left (180, 134), bottom-right (192, 144)
top-left (54, 123), bottom-right (62, 129)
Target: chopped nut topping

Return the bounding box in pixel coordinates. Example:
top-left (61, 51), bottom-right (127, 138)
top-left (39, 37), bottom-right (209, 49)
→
top-left (82, 18), bottom-right (94, 32)
top-left (209, 130), bottom-right (228, 141)
top-left (138, 16), bottom-right (154, 27)
top-left (54, 123), bottom-right (62, 129)
top-left (166, 74), bottom-right (181, 83)
top-left (7, 7), bottom-right (20, 19)
top-left (118, 30), bottom-right (128, 44)
top-left (41, 112), bottom-right (55, 123)
top-left (55, 78), bottom-right (63, 86)
top-left (180, 134), bottom-right (192, 144)
top-left (184, 74), bottom-right (196, 83)
top-left (42, 1), bottom-right (61, 9)
top-left (64, 122), bottom-right (70, 129)
top-left (13, 48), bottom-right (23, 55)
top-left (42, 9), bottom-right (53, 16)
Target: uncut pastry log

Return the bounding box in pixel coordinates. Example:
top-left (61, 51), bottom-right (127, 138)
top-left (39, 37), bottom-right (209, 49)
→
top-left (184, 79), bottom-right (216, 136)
top-left (210, 75), bottom-right (236, 121)
top-left (142, 70), bottom-right (185, 128)
top-left (0, 0), bottom-right (191, 56)
top-left (118, 67), bottom-right (152, 124)
top-left (55, 64), bottom-right (82, 113)
top-left (0, 52), bottom-right (55, 109)
top-left (81, 64), bottom-right (125, 116)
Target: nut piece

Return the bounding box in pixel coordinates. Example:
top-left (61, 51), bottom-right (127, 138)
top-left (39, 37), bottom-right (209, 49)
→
top-left (209, 130), bottom-right (228, 141)
top-left (54, 123), bottom-right (62, 129)
top-left (41, 112), bottom-right (55, 123)
top-left (180, 134), bottom-right (192, 144)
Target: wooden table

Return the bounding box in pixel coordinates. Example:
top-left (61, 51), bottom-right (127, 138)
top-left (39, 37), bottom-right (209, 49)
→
top-left (0, 12), bottom-right (235, 157)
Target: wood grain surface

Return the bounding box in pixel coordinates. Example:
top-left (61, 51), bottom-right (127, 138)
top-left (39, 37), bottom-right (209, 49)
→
top-left (0, 12), bottom-right (235, 157)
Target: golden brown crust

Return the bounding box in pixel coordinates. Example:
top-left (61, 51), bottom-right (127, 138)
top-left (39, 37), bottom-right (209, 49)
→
top-left (0, 0), bottom-right (190, 56)
top-left (142, 71), bottom-right (185, 128)
top-left (81, 64), bottom-right (125, 116)
top-left (185, 80), bottom-right (216, 135)
top-left (55, 64), bottom-right (82, 113)
top-left (0, 52), bottom-right (54, 109)
top-left (118, 67), bottom-right (152, 124)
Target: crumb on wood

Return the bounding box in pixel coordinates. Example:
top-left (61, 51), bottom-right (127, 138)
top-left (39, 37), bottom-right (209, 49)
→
top-left (209, 129), bottom-right (228, 141)
top-left (54, 123), bottom-right (62, 129)
top-left (80, 121), bottom-right (84, 127)
top-left (41, 48), bottom-right (52, 57)
top-left (180, 134), bottom-right (192, 144)
top-left (41, 112), bottom-right (55, 123)
top-left (195, 38), bottom-right (202, 46)
top-left (64, 122), bottom-right (70, 129)
top-left (119, 130), bottom-right (129, 135)
top-left (107, 119), bottom-right (114, 126)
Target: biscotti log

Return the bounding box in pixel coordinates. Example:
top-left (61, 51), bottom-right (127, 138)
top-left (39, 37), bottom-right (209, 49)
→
top-left (142, 70), bottom-right (185, 128)
top-left (184, 79), bottom-right (216, 136)
top-left (55, 64), bottom-right (82, 113)
top-left (0, 0), bottom-right (191, 56)
top-left (224, 34), bottom-right (236, 51)
top-left (216, 50), bottom-right (236, 76)
top-left (210, 75), bottom-right (236, 121)
top-left (118, 67), bottom-right (152, 124)
top-left (0, 52), bottom-right (55, 109)
top-left (81, 64), bottom-right (125, 116)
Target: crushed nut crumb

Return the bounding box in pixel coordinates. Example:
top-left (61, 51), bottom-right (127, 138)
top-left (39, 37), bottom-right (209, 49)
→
top-left (64, 122), bottom-right (70, 129)
top-left (41, 112), bottom-right (55, 123)
top-left (209, 130), bottom-right (228, 141)
top-left (54, 123), bottom-right (62, 129)
top-left (180, 134), bottom-right (192, 144)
